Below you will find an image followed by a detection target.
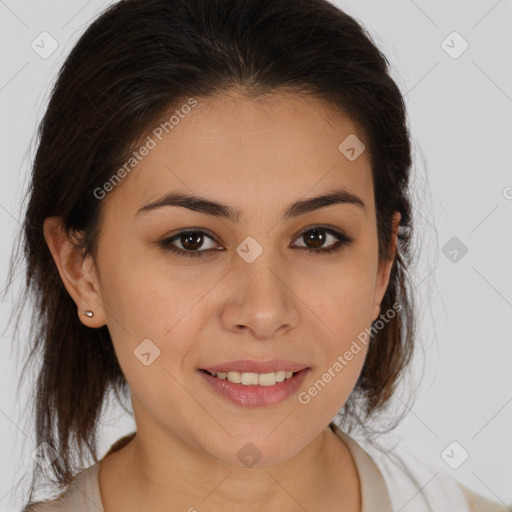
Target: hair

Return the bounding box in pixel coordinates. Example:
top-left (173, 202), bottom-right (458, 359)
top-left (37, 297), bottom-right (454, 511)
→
top-left (7, 0), bottom-right (418, 505)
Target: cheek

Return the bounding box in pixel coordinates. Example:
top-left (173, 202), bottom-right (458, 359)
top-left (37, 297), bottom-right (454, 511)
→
top-left (303, 252), bottom-right (378, 340)
top-left (297, 247), bottom-right (377, 402)
top-left (297, 280), bottom-right (372, 420)
top-left (98, 268), bottom-right (188, 368)
top-left (97, 262), bottom-right (203, 435)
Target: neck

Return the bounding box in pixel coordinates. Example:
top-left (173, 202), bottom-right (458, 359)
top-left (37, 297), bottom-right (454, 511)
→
top-left (99, 421), bottom-right (361, 512)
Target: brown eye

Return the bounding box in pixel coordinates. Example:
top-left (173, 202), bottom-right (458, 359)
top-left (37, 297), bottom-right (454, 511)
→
top-left (159, 226), bottom-right (353, 258)
top-left (160, 230), bottom-right (219, 257)
top-left (302, 228), bottom-right (328, 249)
top-left (293, 227), bottom-right (353, 254)
top-left (180, 232), bottom-right (207, 251)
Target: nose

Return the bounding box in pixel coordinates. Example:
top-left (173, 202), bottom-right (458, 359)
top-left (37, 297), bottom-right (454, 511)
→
top-left (219, 251), bottom-right (301, 340)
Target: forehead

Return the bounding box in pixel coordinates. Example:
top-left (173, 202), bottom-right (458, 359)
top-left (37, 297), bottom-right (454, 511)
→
top-left (103, 90), bottom-right (374, 222)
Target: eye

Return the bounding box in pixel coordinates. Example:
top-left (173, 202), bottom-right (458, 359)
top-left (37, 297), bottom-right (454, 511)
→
top-left (292, 226), bottom-right (353, 255)
top-left (160, 230), bottom-right (220, 258)
top-left (159, 225), bottom-right (353, 257)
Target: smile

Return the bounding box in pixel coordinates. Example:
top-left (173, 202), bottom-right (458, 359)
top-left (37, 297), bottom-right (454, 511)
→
top-left (202, 369), bottom-right (298, 386)
top-left (198, 368), bottom-right (310, 407)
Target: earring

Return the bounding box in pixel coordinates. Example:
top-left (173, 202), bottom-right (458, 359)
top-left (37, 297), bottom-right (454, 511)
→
top-left (81, 310), bottom-right (94, 318)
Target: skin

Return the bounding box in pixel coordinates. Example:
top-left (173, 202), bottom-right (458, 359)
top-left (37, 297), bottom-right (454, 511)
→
top-left (44, 89), bottom-right (400, 512)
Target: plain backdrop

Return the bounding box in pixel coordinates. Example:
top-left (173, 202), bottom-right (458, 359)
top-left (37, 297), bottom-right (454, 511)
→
top-left (0, 0), bottom-right (511, 510)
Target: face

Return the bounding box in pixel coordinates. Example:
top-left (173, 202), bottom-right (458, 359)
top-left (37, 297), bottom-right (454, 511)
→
top-left (47, 90), bottom-right (399, 467)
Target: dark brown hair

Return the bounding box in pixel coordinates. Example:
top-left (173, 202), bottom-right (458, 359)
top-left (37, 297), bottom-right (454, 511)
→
top-left (8, 0), bottom-right (416, 505)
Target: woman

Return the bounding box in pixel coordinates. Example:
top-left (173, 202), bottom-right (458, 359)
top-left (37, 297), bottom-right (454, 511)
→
top-left (13, 0), bottom-right (508, 510)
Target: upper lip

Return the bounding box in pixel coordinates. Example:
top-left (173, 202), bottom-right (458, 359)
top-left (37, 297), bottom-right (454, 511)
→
top-left (201, 360), bottom-right (309, 374)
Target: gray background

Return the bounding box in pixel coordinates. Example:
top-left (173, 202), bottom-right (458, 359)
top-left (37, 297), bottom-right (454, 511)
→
top-left (0, 0), bottom-right (511, 510)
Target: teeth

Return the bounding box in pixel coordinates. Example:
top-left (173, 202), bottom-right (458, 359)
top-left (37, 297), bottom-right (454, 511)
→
top-left (208, 370), bottom-right (296, 386)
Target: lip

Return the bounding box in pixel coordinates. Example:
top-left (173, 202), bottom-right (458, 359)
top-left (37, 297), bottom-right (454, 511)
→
top-left (198, 367), bottom-right (310, 407)
top-left (201, 359), bottom-right (309, 374)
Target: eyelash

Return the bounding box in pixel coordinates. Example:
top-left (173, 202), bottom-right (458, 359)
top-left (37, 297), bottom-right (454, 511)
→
top-left (159, 226), bottom-right (353, 258)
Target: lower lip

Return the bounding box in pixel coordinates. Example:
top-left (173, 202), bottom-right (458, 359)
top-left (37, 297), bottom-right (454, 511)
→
top-left (198, 369), bottom-right (309, 407)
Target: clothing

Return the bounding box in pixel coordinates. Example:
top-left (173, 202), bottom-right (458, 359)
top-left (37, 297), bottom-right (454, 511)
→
top-left (334, 425), bottom-right (509, 512)
top-left (24, 425), bottom-right (510, 511)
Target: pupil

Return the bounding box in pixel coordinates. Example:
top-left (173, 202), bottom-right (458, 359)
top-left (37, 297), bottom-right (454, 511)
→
top-left (306, 229), bottom-right (325, 249)
top-left (182, 232), bottom-right (203, 250)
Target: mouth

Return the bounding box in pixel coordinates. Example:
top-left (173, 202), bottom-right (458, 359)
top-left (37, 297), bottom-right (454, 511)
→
top-left (199, 368), bottom-right (301, 386)
top-left (198, 366), bottom-right (310, 407)
top-left (197, 359), bottom-right (311, 407)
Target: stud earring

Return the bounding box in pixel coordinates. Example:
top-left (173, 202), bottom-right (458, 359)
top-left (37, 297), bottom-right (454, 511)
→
top-left (81, 310), bottom-right (94, 318)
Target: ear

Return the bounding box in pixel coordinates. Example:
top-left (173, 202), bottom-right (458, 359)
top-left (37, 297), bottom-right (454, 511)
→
top-left (371, 211), bottom-right (401, 322)
top-left (43, 216), bottom-right (107, 328)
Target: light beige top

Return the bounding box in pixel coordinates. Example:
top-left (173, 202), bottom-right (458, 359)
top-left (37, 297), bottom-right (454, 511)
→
top-left (24, 425), bottom-right (510, 511)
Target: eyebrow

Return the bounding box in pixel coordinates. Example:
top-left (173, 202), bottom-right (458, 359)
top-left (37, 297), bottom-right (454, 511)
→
top-left (136, 188), bottom-right (366, 221)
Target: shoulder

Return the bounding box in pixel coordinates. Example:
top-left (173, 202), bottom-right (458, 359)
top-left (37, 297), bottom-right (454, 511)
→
top-left (22, 462), bottom-right (102, 512)
top-left (22, 432), bottom-right (136, 512)
top-left (458, 482), bottom-right (511, 512)
top-left (354, 432), bottom-right (509, 512)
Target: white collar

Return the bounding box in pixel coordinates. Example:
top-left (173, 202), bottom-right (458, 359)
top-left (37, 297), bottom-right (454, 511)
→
top-left (331, 423), bottom-right (470, 512)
